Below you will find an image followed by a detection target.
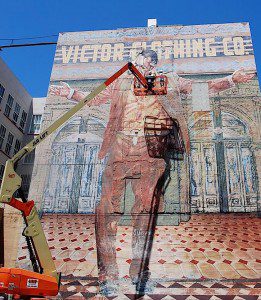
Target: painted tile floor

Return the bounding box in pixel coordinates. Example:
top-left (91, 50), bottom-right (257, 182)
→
top-left (17, 213), bottom-right (261, 299)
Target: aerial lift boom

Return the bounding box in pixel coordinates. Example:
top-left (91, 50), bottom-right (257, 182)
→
top-left (0, 62), bottom-right (167, 298)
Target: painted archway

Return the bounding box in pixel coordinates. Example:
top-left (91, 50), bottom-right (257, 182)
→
top-left (189, 111), bottom-right (258, 212)
top-left (42, 115), bottom-right (106, 213)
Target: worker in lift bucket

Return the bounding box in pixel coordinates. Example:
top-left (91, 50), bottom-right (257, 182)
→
top-left (49, 51), bottom-right (254, 296)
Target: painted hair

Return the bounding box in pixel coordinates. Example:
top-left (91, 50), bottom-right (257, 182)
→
top-left (140, 50), bottom-right (158, 65)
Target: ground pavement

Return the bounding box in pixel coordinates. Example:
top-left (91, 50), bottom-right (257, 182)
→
top-left (17, 213), bottom-right (261, 299)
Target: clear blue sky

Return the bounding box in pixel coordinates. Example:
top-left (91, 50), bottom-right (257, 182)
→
top-left (0, 0), bottom-right (260, 97)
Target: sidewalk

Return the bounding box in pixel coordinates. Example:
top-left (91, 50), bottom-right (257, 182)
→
top-left (17, 213), bottom-right (261, 299)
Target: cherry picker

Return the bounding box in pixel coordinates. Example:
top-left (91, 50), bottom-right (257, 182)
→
top-left (0, 62), bottom-right (169, 299)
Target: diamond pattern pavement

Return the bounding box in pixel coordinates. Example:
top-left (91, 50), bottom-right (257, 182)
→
top-left (16, 213), bottom-right (260, 299)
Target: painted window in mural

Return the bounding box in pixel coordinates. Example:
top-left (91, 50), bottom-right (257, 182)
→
top-left (190, 111), bottom-right (258, 213)
top-left (241, 147), bottom-right (256, 195)
top-left (78, 144), bottom-right (104, 213)
top-left (43, 116), bottom-right (106, 213)
top-left (222, 113), bottom-right (257, 211)
top-left (190, 148), bottom-right (200, 197)
top-left (203, 146), bottom-right (217, 196)
top-left (226, 144), bottom-right (240, 195)
top-left (222, 112), bottom-right (248, 138)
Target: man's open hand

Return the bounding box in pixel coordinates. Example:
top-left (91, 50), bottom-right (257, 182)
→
top-left (232, 68), bottom-right (255, 84)
top-left (49, 82), bottom-right (71, 98)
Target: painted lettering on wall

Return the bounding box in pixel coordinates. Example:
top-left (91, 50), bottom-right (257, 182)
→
top-left (55, 36), bottom-right (252, 64)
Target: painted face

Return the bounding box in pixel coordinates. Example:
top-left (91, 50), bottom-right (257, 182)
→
top-left (135, 55), bottom-right (156, 74)
top-left (143, 57), bottom-right (152, 69)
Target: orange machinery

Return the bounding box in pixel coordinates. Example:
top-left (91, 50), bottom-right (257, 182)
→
top-left (133, 72), bottom-right (168, 96)
top-left (0, 62), bottom-right (167, 299)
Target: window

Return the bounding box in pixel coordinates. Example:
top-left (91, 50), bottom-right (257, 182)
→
top-left (4, 95), bottom-right (14, 117)
top-left (29, 115), bottom-right (42, 134)
top-left (13, 103), bottom-right (21, 123)
top-left (23, 150), bottom-right (35, 164)
top-left (5, 132), bottom-right (14, 156)
top-left (20, 110), bottom-right (27, 130)
top-left (0, 125), bottom-right (6, 150)
top-left (14, 139), bottom-right (21, 155)
top-left (21, 174), bottom-right (31, 197)
top-left (0, 164), bottom-right (5, 187)
top-left (0, 83), bottom-right (5, 103)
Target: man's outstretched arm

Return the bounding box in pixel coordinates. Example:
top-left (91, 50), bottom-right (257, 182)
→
top-left (208, 69), bottom-right (255, 93)
top-left (49, 80), bottom-right (118, 105)
top-left (178, 68), bottom-right (255, 95)
top-left (49, 82), bottom-right (85, 102)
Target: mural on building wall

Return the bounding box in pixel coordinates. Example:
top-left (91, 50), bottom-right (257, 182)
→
top-left (23, 23), bottom-right (261, 297)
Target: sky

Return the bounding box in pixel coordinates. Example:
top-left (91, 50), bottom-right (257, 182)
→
top-left (0, 0), bottom-right (261, 97)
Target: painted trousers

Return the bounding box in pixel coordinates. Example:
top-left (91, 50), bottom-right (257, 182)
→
top-left (95, 134), bottom-right (166, 282)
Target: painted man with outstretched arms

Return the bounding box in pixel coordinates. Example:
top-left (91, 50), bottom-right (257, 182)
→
top-left (50, 50), bottom-right (254, 295)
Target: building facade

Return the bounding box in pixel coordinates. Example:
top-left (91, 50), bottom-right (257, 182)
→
top-left (29, 22), bottom-right (260, 217)
top-left (21, 97), bottom-right (46, 196)
top-left (0, 57), bottom-right (33, 185)
top-left (0, 56), bottom-right (46, 267)
top-left (0, 57), bottom-right (46, 196)
top-left (15, 22), bottom-right (261, 298)
top-left (0, 56), bottom-right (32, 267)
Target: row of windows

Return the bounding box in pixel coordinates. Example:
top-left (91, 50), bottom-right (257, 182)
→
top-left (0, 164), bottom-right (4, 181)
top-left (29, 114), bottom-right (42, 134)
top-left (23, 150), bottom-right (35, 164)
top-left (4, 95), bottom-right (28, 130)
top-left (0, 83), bottom-right (4, 103)
top-left (0, 124), bottom-right (21, 156)
top-left (21, 174), bottom-right (32, 197)
top-left (0, 164), bottom-right (4, 190)
top-left (0, 82), bottom-right (28, 131)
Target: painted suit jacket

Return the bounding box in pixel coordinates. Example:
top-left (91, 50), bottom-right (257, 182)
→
top-left (88, 72), bottom-right (235, 160)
